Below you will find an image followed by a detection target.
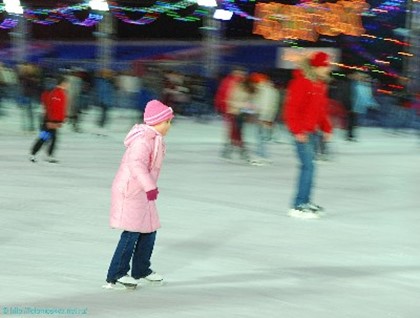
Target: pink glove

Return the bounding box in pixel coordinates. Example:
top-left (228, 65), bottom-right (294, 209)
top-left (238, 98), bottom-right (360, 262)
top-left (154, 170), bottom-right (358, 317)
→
top-left (146, 188), bottom-right (159, 201)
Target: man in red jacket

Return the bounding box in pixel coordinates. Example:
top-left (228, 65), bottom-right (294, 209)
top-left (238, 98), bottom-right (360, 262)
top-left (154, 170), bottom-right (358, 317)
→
top-left (283, 51), bottom-right (333, 219)
top-left (30, 75), bottom-right (69, 163)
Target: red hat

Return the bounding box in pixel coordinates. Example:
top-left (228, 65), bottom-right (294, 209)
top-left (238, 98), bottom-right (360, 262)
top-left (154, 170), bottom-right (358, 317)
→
top-left (249, 73), bottom-right (269, 83)
top-left (144, 100), bottom-right (174, 126)
top-left (310, 51), bottom-right (330, 67)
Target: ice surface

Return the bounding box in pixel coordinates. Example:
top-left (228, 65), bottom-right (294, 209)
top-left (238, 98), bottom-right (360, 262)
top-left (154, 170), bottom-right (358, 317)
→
top-left (1, 105), bottom-right (419, 318)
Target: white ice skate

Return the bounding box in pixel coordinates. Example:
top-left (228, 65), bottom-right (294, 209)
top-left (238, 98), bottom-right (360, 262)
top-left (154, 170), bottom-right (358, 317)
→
top-left (288, 208), bottom-right (320, 219)
top-left (137, 272), bottom-right (164, 286)
top-left (102, 275), bottom-right (139, 290)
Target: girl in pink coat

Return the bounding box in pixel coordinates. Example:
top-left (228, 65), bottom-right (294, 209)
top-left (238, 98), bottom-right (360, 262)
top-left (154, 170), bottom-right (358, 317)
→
top-left (104, 100), bottom-right (174, 289)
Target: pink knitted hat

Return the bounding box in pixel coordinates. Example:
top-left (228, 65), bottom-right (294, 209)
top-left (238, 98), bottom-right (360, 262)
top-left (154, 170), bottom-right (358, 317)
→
top-left (143, 100), bottom-right (174, 125)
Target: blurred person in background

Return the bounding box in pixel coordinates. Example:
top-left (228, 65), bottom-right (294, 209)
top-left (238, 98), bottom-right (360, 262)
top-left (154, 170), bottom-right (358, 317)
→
top-left (1, 63), bottom-right (18, 107)
top-left (268, 80), bottom-right (287, 143)
top-left (95, 68), bottom-right (116, 130)
top-left (67, 68), bottom-right (83, 132)
top-left (17, 63), bottom-right (41, 133)
top-left (29, 75), bottom-right (69, 163)
top-left (283, 51), bottom-right (333, 219)
top-left (0, 62), bottom-right (7, 116)
top-left (116, 69), bottom-right (141, 110)
top-left (214, 66), bottom-right (247, 159)
top-left (333, 70), bottom-right (354, 141)
top-left (224, 76), bottom-right (256, 162)
top-left (186, 75), bottom-right (211, 120)
top-left (162, 70), bottom-right (189, 116)
top-left (349, 71), bottom-right (380, 140)
top-left (249, 72), bottom-right (281, 165)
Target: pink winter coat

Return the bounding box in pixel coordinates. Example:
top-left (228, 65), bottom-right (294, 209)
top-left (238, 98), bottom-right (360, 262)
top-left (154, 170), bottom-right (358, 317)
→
top-left (109, 124), bottom-right (166, 233)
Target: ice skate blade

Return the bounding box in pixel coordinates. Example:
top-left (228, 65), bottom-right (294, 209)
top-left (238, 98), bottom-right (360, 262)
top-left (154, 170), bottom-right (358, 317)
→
top-left (117, 282), bottom-right (138, 290)
top-left (287, 209), bottom-right (320, 219)
top-left (102, 283), bottom-right (138, 290)
top-left (138, 279), bottom-right (165, 287)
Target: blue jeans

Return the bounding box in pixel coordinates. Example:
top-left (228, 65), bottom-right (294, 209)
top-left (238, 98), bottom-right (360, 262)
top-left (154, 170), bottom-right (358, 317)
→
top-left (255, 124), bottom-right (271, 158)
top-left (293, 134), bottom-right (316, 208)
top-left (106, 231), bottom-right (156, 283)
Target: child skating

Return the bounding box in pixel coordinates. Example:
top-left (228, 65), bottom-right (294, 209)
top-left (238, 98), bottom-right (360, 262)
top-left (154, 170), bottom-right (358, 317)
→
top-left (29, 75), bottom-right (69, 163)
top-left (103, 100), bottom-right (174, 289)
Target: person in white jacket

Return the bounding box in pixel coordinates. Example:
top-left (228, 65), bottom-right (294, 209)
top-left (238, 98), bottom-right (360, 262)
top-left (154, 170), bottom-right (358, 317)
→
top-left (249, 73), bottom-right (280, 164)
top-left (225, 77), bottom-right (256, 161)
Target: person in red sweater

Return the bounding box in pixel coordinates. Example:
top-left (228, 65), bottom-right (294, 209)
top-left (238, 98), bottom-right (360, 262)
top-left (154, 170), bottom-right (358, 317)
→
top-left (283, 51), bottom-right (333, 219)
top-left (214, 66), bottom-right (247, 159)
top-left (30, 75), bottom-right (69, 163)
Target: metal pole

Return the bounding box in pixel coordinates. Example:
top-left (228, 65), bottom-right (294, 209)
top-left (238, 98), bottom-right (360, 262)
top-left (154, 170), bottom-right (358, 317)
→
top-left (9, 15), bottom-right (27, 64)
top-left (202, 9), bottom-right (221, 79)
top-left (96, 11), bottom-right (113, 70)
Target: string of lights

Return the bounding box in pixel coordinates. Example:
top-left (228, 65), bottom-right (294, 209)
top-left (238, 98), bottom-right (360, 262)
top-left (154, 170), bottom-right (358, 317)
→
top-left (0, 0), bottom-right (415, 89)
top-left (0, 0), bottom-right (413, 29)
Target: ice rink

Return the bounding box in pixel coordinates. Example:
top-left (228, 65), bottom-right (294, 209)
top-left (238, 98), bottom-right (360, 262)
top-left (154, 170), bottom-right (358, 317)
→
top-left (1, 105), bottom-right (419, 318)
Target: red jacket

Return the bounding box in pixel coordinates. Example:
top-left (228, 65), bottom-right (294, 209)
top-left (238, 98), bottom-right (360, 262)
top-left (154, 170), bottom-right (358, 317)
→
top-left (41, 87), bottom-right (67, 123)
top-left (214, 74), bottom-right (243, 114)
top-left (283, 70), bottom-right (332, 135)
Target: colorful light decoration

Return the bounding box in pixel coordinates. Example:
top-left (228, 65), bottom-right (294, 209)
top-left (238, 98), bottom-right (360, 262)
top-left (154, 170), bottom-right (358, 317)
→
top-left (0, 0), bottom-right (414, 94)
top-left (109, 0), bottom-right (207, 24)
top-left (0, 0), bottom-right (414, 30)
top-left (0, 17), bottom-right (18, 29)
top-left (3, 0), bottom-right (23, 15)
top-left (221, 0), bottom-right (259, 20)
top-left (58, 5), bottom-right (103, 27)
top-left (1, 0), bottom-right (258, 26)
top-left (253, 0), bottom-right (370, 42)
top-left (24, 9), bottom-right (62, 26)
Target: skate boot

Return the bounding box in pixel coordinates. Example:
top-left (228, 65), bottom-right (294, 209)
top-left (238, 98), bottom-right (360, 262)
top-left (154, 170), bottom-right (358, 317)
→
top-left (239, 148), bottom-right (250, 162)
top-left (138, 272), bottom-right (164, 286)
top-left (46, 156), bottom-right (59, 163)
top-left (116, 275), bottom-right (139, 289)
top-left (220, 144), bottom-right (233, 160)
top-left (102, 275), bottom-right (139, 290)
top-left (288, 205), bottom-right (320, 219)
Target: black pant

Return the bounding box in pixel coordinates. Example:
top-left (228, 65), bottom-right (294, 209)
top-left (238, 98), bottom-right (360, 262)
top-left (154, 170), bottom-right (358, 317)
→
top-left (98, 103), bottom-right (109, 128)
top-left (347, 111), bottom-right (358, 139)
top-left (31, 123), bottom-right (57, 157)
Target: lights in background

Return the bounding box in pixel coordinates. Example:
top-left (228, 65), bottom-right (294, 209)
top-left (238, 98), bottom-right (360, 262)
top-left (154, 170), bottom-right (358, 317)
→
top-left (194, 0), bottom-right (217, 7)
top-left (3, 0), bottom-right (23, 15)
top-left (0, 18), bottom-right (18, 29)
top-left (213, 9), bottom-right (233, 21)
top-left (88, 0), bottom-right (109, 12)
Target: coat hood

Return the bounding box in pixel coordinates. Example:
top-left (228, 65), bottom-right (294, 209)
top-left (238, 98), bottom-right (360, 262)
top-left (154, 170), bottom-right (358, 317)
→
top-left (293, 57), bottom-right (317, 81)
top-left (124, 124), bottom-right (159, 147)
top-left (293, 57), bottom-right (331, 83)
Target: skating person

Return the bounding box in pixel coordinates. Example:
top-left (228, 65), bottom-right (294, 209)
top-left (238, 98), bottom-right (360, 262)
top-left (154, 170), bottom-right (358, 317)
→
top-left (248, 72), bottom-right (281, 165)
top-left (223, 76), bottom-right (256, 162)
top-left (283, 51), bottom-right (333, 219)
top-left (17, 63), bottom-right (41, 133)
top-left (104, 100), bottom-right (174, 289)
top-left (214, 66), bottom-right (247, 159)
top-left (29, 75), bottom-right (69, 163)
top-left (350, 71), bottom-right (380, 138)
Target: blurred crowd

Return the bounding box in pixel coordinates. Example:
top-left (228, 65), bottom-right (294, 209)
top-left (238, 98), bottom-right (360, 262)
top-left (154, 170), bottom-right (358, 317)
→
top-left (213, 64), bottom-right (419, 164)
top-left (0, 62), bottom-right (215, 133)
top-left (0, 61), bottom-right (418, 145)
